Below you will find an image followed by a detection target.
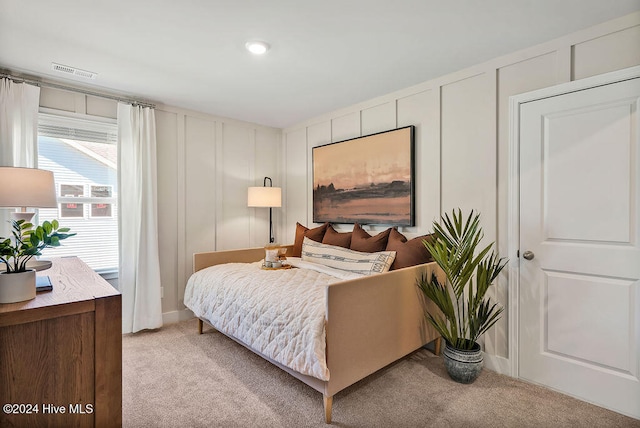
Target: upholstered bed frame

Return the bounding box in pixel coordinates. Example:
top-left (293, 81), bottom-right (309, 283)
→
top-left (193, 244), bottom-right (442, 424)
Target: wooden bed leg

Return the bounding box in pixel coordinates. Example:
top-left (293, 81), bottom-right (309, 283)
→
top-left (198, 318), bottom-right (203, 335)
top-left (323, 394), bottom-right (333, 424)
top-left (434, 336), bottom-right (442, 356)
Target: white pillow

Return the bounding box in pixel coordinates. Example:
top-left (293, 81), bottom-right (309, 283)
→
top-left (301, 236), bottom-right (396, 276)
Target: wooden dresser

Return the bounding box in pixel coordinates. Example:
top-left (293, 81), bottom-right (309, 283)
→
top-left (0, 257), bottom-right (122, 428)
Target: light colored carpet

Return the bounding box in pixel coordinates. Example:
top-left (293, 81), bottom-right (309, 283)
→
top-left (122, 319), bottom-right (639, 428)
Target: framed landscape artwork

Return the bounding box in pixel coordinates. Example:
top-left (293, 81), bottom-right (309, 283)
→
top-left (312, 126), bottom-right (415, 226)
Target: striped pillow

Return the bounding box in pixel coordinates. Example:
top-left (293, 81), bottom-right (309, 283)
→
top-left (301, 237), bottom-right (396, 276)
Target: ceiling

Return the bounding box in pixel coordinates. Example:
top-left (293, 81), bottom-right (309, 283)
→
top-left (1, 0), bottom-right (639, 129)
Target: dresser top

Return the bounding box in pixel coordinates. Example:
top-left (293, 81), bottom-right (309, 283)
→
top-left (0, 257), bottom-right (120, 318)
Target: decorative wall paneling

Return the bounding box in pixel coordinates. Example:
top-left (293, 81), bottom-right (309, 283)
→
top-left (283, 128), bottom-right (308, 245)
top-left (161, 108), bottom-right (281, 318)
top-left (440, 72), bottom-right (495, 243)
top-left (572, 24), bottom-right (640, 80)
top-left (39, 88), bottom-right (118, 119)
top-left (281, 11), bottom-right (640, 367)
top-left (184, 115), bottom-right (217, 307)
top-left (494, 52), bottom-right (561, 358)
top-left (330, 112), bottom-right (360, 143)
top-left (36, 86), bottom-right (281, 322)
top-left (396, 89), bottom-right (440, 232)
top-left (155, 110), bottom-right (180, 315)
top-left (361, 102), bottom-right (396, 136)
top-left (216, 123), bottom-right (251, 251)
top-left (306, 121), bottom-right (332, 233)
top-left (253, 128), bottom-right (282, 247)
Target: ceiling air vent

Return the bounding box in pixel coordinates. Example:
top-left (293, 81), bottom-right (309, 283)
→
top-left (51, 62), bottom-right (97, 80)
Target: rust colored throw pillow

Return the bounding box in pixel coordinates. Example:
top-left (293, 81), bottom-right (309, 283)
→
top-left (292, 222), bottom-right (329, 257)
top-left (322, 225), bottom-right (352, 249)
top-left (386, 228), bottom-right (434, 270)
top-left (350, 223), bottom-right (392, 253)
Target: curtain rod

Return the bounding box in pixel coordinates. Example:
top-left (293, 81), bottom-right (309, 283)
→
top-left (0, 72), bottom-right (156, 109)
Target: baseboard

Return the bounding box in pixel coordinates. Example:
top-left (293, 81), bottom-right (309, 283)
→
top-left (483, 353), bottom-right (512, 376)
top-left (162, 308), bottom-right (194, 325)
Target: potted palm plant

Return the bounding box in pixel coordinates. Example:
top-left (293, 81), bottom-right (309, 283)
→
top-left (0, 219), bottom-right (75, 303)
top-left (417, 209), bottom-right (507, 383)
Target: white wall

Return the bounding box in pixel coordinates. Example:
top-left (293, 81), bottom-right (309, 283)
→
top-left (282, 12), bottom-right (640, 364)
top-left (154, 106), bottom-right (280, 321)
top-left (38, 88), bottom-right (282, 324)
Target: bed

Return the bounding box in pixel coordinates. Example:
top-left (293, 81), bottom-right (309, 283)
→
top-left (185, 241), bottom-right (442, 424)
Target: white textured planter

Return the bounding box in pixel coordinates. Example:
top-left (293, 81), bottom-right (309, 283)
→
top-left (0, 269), bottom-right (36, 304)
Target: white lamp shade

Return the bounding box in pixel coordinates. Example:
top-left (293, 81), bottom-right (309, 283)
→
top-left (247, 186), bottom-right (281, 208)
top-left (0, 167), bottom-right (58, 208)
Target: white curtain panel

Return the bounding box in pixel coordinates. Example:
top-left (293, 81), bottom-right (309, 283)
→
top-left (0, 78), bottom-right (40, 237)
top-left (117, 103), bottom-right (163, 333)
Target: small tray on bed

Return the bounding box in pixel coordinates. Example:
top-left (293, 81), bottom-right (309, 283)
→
top-left (260, 264), bottom-right (293, 270)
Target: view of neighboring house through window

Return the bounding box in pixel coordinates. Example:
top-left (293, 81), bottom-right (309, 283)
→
top-left (37, 113), bottom-right (118, 272)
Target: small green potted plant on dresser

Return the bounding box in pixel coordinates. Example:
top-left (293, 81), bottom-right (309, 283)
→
top-left (0, 219), bottom-right (75, 304)
top-left (417, 209), bottom-right (507, 384)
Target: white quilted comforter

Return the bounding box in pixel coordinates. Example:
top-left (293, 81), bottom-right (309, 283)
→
top-left (183, 259), bottom-right (363, 381)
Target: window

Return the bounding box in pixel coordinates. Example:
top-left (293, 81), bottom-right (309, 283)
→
top-left (59, 183), bottom-right (84, 217)
top-left (90, 185), bottom-right (113, 217)
top-left (37, 113), bottom-right (118, 272)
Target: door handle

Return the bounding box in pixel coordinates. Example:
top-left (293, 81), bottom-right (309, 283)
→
top-left (522, 250), bottom-right (535, 260)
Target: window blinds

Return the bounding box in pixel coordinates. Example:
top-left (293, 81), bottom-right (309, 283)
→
top-left (38, 113), bottom-right (117, 144)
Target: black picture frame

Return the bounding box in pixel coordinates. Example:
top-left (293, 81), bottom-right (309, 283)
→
top-left (312, 125), bottom-right (415, 226)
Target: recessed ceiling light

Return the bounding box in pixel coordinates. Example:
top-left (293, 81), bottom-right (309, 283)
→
top-left (245, 41), bottom-right (270, 55)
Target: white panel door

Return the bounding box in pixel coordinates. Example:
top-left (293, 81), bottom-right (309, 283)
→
top-left (519, 77), bottom-right (640, 419)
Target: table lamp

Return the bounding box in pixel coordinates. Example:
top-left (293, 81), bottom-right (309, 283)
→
top-left (0, 167), bottom-right (58, 222)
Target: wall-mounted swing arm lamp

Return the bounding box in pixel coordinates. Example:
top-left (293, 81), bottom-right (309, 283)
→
top-left (247, 177), bottom-right (282, 244)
